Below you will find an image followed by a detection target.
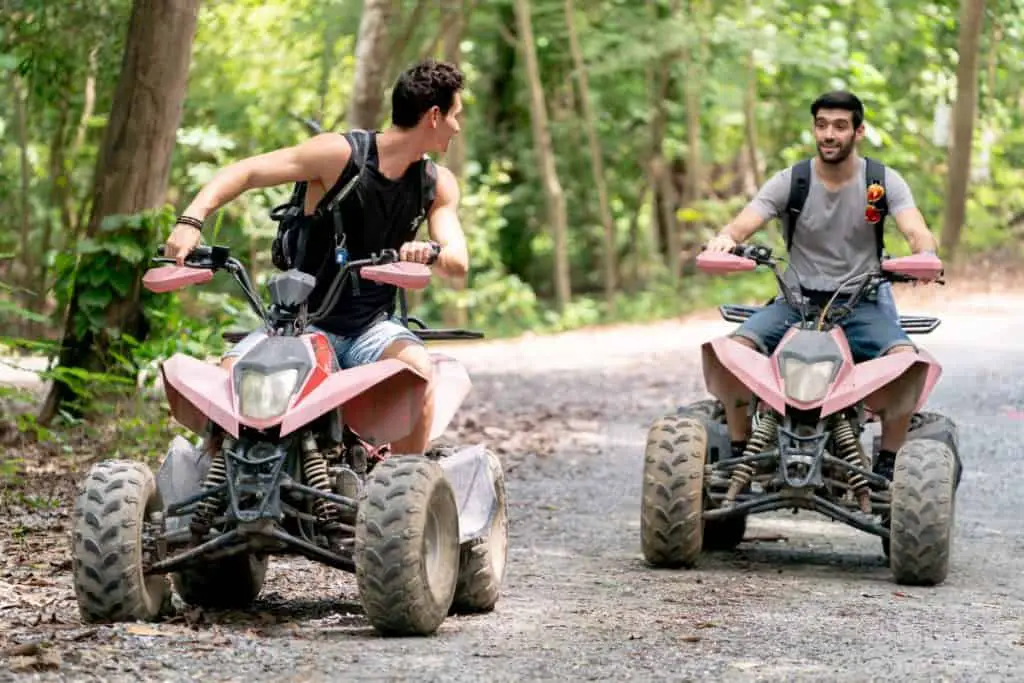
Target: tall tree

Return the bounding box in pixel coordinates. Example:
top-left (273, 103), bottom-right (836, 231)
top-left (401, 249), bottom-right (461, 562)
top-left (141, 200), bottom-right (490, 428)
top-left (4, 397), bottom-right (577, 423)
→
top-left (349, 0), bottom-right (394, 130)
top-left (940, 0), bottom-right (986, 261)
top-left (564, 0), bottom-right (616, 307)
top-left (40, 0), bottom-right (201, 423)
top-left (513, 0), bottom-right (572, 310)
top-left (440, 0), bottom-right (470, 327)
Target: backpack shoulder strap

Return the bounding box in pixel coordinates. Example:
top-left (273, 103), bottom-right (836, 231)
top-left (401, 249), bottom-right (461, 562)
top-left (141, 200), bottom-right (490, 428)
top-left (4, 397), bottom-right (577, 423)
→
top-left (864, 156), bottom-right (888, 259)
top-left (421, 156), bottom-right (438, 214)
top-left (784, 159), bottom-right (812, 251)
top-left (317, 129), bottom-right (373, 216)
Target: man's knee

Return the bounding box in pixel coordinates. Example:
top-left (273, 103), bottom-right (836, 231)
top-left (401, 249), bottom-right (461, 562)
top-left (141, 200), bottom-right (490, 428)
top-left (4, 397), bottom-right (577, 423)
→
top-left (730, 302), bottom-right (795, 355)
top-left (883, 343), bottom-right (916, 356)
top-left (729, 333), bottom-right (760, 351)
top-left (381, 338), bottom-right (434, 383)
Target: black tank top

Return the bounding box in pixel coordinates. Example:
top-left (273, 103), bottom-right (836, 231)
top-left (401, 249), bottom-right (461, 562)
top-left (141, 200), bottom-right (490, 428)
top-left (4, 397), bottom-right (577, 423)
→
top-left (300, 132), bottom-right (432, 337)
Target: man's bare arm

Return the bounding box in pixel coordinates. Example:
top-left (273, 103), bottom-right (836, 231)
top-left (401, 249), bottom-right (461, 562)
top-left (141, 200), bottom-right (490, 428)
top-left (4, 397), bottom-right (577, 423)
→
top-left (891, 207), bottom-right (938, 254)
top-left (181, 133), bottom-right (351, 220)
top-left (425, 165), bottom-right (468, 279)
top-left (720, 206), bottom-right (770, 243)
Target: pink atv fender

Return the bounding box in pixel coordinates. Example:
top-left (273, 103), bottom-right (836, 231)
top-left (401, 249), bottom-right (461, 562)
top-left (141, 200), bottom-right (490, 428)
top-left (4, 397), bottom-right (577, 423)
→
top-left (160, 354), bottom-right (428, 444)
top-left (702, 328), bottom-right (942, 418)
top-left (428, 353), bottom-right (473, 442)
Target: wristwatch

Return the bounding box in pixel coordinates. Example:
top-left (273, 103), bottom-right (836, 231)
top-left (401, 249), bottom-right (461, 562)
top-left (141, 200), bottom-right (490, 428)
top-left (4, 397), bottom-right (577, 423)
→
top-left (426, 241), bottom-right (442, 265)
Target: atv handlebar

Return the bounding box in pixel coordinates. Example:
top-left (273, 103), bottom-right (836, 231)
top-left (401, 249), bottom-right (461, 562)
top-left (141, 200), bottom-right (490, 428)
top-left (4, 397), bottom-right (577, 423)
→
top-left (700, 243), bottom-right (945, 329)
top-left (152, 244), bottom-right (407, 332)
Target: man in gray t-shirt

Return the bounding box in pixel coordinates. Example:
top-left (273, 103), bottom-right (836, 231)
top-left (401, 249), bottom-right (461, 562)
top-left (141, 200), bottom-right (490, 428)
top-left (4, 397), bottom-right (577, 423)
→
top-left (702, 91), bottom-right (939, 481)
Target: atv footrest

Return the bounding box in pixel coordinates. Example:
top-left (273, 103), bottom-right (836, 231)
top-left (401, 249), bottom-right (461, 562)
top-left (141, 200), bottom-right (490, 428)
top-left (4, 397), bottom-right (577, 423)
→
top-left (413, 329), bottom-right (485, 341)
top-left (404, 316), bottom-right (485, 341)
top-left (898, 315), bottom-right (940, 334)
top-left (719, 304), bottom-right (763, 323)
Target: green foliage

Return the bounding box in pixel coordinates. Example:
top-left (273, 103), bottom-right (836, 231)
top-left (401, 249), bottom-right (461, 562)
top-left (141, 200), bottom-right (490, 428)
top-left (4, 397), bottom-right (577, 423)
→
top-left (2, 0), bottom-right (1023, 410)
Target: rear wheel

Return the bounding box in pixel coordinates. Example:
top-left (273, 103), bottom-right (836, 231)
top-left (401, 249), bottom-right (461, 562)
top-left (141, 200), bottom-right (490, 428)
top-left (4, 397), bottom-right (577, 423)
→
top-left (641, 415), bottom-right (706, 568)
top-left (172, 554), bottom-right (268, 609)
top-left (888, 439), bottom-right (957, 585)
top-left (355, 455), bottom-right (460, 636)
top-left (71, 460), bottom-right (171, 623)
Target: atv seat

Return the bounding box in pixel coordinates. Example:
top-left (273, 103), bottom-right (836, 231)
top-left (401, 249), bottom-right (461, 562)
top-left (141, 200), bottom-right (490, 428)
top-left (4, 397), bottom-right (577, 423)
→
top-left (718, 304), bottom-right (941, 335)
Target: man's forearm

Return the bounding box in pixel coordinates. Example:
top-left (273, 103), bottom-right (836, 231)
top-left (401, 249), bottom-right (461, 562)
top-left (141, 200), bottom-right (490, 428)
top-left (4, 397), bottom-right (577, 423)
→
top-left (907, 229), bottom-right (938, 254)
top-left (720, 206), bottom-right (767, 244)
top-left (181, 163), bottom-right (254, 221)
top-left (434, 244), bottom-right (468, 279)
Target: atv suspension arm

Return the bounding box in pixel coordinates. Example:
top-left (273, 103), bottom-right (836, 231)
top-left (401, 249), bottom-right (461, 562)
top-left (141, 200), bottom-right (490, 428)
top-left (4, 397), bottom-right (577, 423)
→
top-left (703, 491), bottom-right (891, 538)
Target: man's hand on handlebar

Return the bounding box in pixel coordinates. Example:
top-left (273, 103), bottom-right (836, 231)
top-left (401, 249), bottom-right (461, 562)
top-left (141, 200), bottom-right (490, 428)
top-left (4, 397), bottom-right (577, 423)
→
top-left (399, 240), bottom-right (442, 265)
top-left (165, 222), bottom-right (203, 267)
top-left (705, 232), bottom-right (737, 253)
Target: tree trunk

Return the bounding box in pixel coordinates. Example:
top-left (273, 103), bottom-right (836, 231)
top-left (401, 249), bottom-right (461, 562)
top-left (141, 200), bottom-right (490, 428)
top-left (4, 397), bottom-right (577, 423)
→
top-left (940, 0), bottom-right (986, 262)
top-left (349, 0), bottom-right (394, 130)
top-left (383, 0), bottom-right (430, 83)
top-left (14, 74), bottom-right (34, 325)
top-left (743, 50), bottom-right (763, 190)
top-left (439, 0), bottom-right (468, 327)
top-left (564, 0), bottom-right (615, 307)
top-left (38, 102), bottom-right (72, 332)
top-left (40, 0), bottom-right (201, 424)
top-left (646, 0), bottom-right (682, 271)
top-left (512, 0), bottom-right (571, 310)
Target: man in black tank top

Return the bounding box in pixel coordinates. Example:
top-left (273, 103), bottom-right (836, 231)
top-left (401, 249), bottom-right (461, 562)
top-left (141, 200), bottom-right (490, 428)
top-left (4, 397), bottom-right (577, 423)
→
top-left (162, 60), bottom-right (469, 456)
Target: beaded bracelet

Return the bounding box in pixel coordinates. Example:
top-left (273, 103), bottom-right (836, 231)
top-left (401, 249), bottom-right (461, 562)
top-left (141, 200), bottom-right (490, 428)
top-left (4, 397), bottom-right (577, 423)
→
top-left (175, 215), bottom-right (204, 231)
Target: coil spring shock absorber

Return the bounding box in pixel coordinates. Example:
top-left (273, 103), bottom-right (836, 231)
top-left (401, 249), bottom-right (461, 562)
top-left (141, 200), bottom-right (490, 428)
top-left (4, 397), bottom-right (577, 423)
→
top-left (724, 413), bottom-right (779, 505)
top-left (832, 418), bottom-right (872, 513)
top-left (189, 438), bottom-right (232, 536)
top-left (301, 433), bottom-right (344, 533)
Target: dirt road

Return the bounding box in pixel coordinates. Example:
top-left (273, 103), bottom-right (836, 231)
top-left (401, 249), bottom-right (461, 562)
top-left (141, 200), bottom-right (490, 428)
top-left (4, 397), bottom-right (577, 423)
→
top-left (4, 289), bottom-right (1024, 681)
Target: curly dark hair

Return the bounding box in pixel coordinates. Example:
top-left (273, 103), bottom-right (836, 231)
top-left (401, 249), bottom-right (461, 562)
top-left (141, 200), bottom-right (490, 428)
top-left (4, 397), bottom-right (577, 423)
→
top-left (391, 59), bottom-right (465, 128)
top-left (811, 91), bottom-right (865, 128)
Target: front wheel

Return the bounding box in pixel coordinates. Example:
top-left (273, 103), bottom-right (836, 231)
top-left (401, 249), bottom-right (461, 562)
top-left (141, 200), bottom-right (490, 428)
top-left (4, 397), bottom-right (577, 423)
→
top-left (71, 460), bottom-right (171, 623)
top-left (355, 455), bottom-right (460, 636)
top-left (640, 414), bottom-right (706, 568)
top-left (888, 439), bottom-right (957, 586)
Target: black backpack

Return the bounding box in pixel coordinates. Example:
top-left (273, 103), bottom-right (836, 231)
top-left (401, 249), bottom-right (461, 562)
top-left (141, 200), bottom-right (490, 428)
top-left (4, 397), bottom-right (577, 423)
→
top-left (269, 129), bottom-right (438, 273)
top-left (783, 156), bottom-right (889, 259)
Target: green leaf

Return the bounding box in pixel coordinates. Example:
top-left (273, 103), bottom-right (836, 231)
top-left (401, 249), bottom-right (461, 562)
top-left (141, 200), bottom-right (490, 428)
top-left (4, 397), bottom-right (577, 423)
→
top-left (106, 240), bottom-right (147, 263)
top-left (79, 287), bottom-right (113, 310)
top-left (108, 268), bottom-right (135, 296)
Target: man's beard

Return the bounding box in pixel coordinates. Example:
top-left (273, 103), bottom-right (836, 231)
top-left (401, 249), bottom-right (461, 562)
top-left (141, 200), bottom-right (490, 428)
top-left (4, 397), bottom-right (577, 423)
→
top-left (816, 137), bottom-right (855, 164)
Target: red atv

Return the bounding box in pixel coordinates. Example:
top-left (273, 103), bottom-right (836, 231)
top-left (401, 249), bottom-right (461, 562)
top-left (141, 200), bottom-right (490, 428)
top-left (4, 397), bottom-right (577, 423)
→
top-left (70, 245), bottom-right (507, 636)
top-left (640, 244), bottom-right (960, 585)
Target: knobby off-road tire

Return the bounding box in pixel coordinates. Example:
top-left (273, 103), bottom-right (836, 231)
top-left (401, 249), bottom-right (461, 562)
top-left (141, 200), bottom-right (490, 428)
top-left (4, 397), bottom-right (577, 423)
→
top-left (641, 415), bottom-right (706, 568)
top-left (888, 438), bottom-right (957, 586)
top-left (450, 448), bottom-right (508, 614)
top-left (676, 399), bottom-right (747, 552)
top-left (71, 460), bottom-right (171, 623)
top-left (172, 554), bottom-right (269, 610)
top-left (355, 455), bottom-right (460, 636)
top-left (676, 398), bottom-right (725, 423)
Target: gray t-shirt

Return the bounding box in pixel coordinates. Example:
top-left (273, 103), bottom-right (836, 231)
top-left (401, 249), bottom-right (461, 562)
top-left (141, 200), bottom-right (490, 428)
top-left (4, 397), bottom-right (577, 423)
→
top-left (747, 157), bottom-right (915, 293)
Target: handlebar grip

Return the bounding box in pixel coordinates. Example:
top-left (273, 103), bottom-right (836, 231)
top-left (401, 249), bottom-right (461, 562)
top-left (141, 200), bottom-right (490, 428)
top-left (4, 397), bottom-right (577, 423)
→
top-left (153, 244), bottom-right (217, 264)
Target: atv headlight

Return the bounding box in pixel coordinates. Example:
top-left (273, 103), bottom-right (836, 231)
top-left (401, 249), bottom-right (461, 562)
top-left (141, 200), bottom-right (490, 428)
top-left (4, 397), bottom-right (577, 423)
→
top-left (780, 358), bottom-right (837, 403)
top-left (237, 368), bottom-right (300, 419)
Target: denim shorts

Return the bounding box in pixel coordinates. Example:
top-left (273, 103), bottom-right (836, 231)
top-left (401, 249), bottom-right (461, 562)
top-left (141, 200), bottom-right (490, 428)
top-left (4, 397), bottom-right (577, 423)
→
top-left (222, 315), bottom-right (422, 369)
top-left (732, 291), bottom-right (915, 363)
